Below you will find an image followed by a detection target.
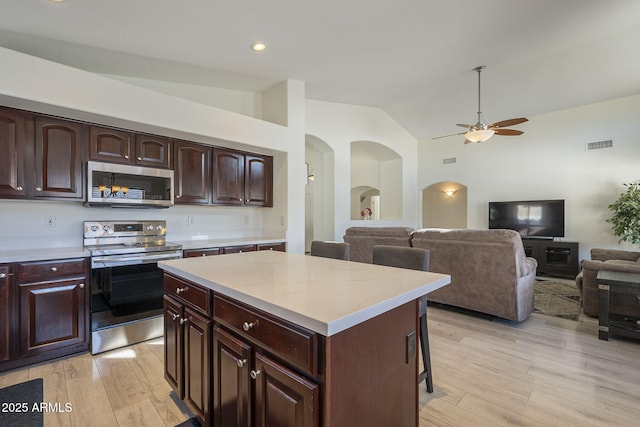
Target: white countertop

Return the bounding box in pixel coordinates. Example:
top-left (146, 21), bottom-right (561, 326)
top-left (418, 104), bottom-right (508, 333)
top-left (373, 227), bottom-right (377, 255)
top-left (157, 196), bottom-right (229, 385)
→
top-left (0, 247), bottom-right (89, 263)
top-left (159, 251), bottom-right (450, 336)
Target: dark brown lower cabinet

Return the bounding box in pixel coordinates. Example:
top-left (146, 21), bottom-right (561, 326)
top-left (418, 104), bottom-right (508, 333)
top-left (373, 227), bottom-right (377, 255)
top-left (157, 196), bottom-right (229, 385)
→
top-left (0, 264), bottom-right (12, 363)
top-left (213, 326), bottom-right (318, 427)
top-left (164, 272), bottom-right (417, 426)
top-left (164, 281), bottom-right (212, 425)
top-left (18, 278), bottom-right (86, 358)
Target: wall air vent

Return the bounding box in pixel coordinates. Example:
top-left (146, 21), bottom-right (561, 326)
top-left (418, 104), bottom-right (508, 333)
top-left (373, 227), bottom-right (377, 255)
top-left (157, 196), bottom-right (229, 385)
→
top-left (442, 157), bottom-right (457, 165)
top-left (586, 140), bottom-right (613, 151)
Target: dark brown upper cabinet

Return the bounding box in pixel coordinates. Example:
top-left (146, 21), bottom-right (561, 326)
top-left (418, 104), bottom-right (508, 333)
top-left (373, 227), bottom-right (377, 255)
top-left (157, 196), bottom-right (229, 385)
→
top-left (135, 134), bottom-right (172, 169)
top-left (212, 148), bottom-right (272, 207)
top-left (0, 109), bottom-right (83, 200)
top-left (89, 125), bottom-right (172, 169)
top-left (89, 125), bottom-right (133, 164)
top-left (34, 116), bottom-right (84, 199)
top-left (174, 141), bottom-right (211, 205)
top-left (0, 107), bottom-right (28, 198)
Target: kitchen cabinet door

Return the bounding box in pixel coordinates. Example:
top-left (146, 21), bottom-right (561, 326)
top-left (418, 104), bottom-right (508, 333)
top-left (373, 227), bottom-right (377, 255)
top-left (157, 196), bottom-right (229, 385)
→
top-left (183, 307), bottom-right (212, 423)
top-left (244, 154), bottom-right (273, 207)
top-left (89, 125), bottom-right (134, 164)
top-left (135, 134), bottom-right (172, 169)
top-left (34, 116), bottom-right (84, 199)
top-left (213, 326), bottom-right (252, 427)
top-left (212, 148), bottom-right (245, 205)
top-left (0, 265), bottom-right (12, 363)
top-left (164, 295), bottom-right (184, 398)
top-left (0, 107), bottom-right (28, 198)
top-left (253, 352), bottom-right (319, 427)
top-left (174, 141), bottom-right (211, 204)
top-left (17, 277), bottom-right (87, 358)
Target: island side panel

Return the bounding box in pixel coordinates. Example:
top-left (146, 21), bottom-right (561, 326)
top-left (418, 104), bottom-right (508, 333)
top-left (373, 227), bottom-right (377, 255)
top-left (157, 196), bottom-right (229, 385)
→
top-left (323, 300), bottom-right (418, 427)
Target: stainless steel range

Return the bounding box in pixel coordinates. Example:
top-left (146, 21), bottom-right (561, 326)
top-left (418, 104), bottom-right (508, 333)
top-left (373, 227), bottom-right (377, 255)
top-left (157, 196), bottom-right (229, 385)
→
top-left (84, 220), bottom-right (182, 354)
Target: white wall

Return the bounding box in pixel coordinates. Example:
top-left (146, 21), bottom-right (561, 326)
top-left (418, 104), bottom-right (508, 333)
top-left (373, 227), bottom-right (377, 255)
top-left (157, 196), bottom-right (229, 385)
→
top-left (0, 47), bottom-right (306, 253)
top-left (418, 94), bottom-right (640, 260)
top-left (305, 100), bottom-right (419, 240)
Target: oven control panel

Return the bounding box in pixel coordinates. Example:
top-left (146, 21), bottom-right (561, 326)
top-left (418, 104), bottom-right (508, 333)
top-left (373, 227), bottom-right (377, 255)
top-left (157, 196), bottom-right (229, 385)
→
top-left (83, 221), bottom-right (167, 238)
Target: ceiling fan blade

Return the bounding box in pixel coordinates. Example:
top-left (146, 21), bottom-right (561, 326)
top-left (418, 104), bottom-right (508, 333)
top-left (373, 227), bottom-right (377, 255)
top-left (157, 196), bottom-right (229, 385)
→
top-left (489, 117), bottom-right (528, 128)
top-left (456, 123), bottom-right (473, 129)
top-left (494, 128), bottom-right (524, 136)
top-left (431, 131), bottom-right (466, 140)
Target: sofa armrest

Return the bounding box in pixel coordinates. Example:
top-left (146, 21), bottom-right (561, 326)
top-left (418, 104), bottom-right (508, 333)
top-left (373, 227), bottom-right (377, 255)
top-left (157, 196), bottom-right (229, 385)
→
top-left (581, 259), bottom-right (640, 274)
top-left (590, 248), bottom-right (640, 262)
top-left (521, 257), bottom-right (538, 277)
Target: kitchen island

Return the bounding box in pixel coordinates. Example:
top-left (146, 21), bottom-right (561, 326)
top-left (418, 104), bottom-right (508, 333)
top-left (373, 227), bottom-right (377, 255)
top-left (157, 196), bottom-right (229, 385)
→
top-left (159, 250), bottom-right (450, 427)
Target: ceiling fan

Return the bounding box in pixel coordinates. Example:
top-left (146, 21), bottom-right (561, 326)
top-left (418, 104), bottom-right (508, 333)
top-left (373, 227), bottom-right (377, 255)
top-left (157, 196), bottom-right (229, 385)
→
top-left (433, 65), bottom-right (528, 144)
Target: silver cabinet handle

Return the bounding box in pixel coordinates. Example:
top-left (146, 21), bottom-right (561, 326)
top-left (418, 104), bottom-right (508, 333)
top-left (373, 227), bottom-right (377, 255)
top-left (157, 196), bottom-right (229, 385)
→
top-left (36, 187), bottom-right (42, 191)
top-left (137, 157), bottom-right (142, 161)
top-left (51, 267), bottom-right (58, 272)
top-left (237, 358), bottom-right (247, 368)
top-left (242, 321), bottom-right (256, 331)
top-left (124, 155), bottom-right (129, 159)
top-left (176, 287), bottom-right (188, 294)
top-left (16, 186), bottom-right (22, 191)
top-left (176, 195), bottom-right (181, 199)
top-left (79, 283), bottom-right (85, 289)
top-left (0, 273), bottom-right (5, 279)
top-left (250, 369), bottom-right (261, 380)
top-left (170, 313), bottom-right (180, 321)
top-left (179, 317), bottom-right (187, 325)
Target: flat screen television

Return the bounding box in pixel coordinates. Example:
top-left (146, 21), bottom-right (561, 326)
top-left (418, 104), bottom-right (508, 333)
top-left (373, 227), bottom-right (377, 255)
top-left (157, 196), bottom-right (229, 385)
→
top-left (488, 199), bottom-right (565, 238)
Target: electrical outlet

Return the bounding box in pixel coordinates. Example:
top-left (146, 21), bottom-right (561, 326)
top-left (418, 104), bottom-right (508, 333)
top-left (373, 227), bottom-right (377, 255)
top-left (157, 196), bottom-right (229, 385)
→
top-left (46, 215), bottom-right (56, 229)
top-left (188, 216), bottom-right (195, 226)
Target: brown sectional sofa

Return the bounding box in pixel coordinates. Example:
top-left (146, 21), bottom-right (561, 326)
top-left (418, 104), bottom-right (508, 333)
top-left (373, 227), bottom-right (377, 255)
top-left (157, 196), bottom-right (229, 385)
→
top-left (576, 248), bottom-right (640, 318)
top-left (343, 227), bottom-right (537, 322)
top-left (343, 226), bottom-right (415, 263)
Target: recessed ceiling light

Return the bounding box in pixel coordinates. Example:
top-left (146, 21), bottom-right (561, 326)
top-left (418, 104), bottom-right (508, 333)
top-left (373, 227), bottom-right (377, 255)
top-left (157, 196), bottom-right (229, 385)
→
top-left (250, 41), bottom-right (267, 52)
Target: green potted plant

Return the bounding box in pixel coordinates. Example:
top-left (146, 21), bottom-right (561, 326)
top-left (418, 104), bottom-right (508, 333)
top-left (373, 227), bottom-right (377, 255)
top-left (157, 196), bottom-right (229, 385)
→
top-left (607, 180), bottom-right (640, 244)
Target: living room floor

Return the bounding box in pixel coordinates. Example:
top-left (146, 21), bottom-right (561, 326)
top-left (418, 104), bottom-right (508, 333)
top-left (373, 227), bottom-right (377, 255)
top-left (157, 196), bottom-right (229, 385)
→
top-left (0, 308), bottom-right (638, 426)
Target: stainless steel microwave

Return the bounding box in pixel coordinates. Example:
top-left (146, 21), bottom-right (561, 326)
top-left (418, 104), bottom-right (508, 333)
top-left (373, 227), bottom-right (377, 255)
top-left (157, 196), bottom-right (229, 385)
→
top-left (86, 161), bottom-right (174, 208)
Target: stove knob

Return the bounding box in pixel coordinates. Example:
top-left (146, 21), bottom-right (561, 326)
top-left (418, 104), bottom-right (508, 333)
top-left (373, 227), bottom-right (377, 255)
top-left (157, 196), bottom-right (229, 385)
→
top-left (147, 225), bottom-right (154, 231)
top-left (90, 225), bottom-right (99, 232)
top-left (156, 225), bottom-right (163, 231)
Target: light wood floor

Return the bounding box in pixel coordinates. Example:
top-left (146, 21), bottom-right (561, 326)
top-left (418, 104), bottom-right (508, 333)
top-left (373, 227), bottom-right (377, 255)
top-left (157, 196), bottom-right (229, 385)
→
top-left (1, 307), bottom-right (639, 426)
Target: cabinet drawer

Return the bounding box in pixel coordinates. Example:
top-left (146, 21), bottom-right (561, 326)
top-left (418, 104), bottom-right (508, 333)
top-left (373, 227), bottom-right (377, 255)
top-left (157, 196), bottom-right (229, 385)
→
top-left (17, 258), bottom-right (87, 283)
top-left (214, 295), bottom-right (318, 375)
top-left (164, 274), bottom-right (211, 316)
top-left (256, 242), bottom-right (286, 252)
top-left (222, 244), bottom-right (256, 254)
top-left (183, 248), bottom-right (222, 258)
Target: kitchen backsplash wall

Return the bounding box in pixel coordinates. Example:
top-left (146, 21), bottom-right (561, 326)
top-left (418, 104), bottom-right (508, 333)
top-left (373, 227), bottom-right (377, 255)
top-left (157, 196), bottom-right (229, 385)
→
top-left (0, 199), bottom-right (285, 250)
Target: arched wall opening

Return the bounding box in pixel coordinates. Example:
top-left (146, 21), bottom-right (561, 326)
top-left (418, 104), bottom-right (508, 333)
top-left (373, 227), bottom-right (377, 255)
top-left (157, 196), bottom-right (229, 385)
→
top-left (350, 140), bottom-right (402, 221)
top-left (422, 181), bottom-right (468, 229)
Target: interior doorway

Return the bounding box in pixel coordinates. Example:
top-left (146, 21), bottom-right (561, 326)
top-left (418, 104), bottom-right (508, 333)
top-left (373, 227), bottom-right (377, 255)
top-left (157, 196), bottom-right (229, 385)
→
top-left (305, 135), bottom-right (335, 252)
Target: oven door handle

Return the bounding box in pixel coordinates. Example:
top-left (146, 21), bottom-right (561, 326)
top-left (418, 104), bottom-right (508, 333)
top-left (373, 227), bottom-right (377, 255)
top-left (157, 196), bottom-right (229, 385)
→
top-left (92, 251), bottom-right (182, 268)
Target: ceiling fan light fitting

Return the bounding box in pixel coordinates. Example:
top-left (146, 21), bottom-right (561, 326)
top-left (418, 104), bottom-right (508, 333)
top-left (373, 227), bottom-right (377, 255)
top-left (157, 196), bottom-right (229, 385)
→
top-left (465, 129), bottom-right (495, 143)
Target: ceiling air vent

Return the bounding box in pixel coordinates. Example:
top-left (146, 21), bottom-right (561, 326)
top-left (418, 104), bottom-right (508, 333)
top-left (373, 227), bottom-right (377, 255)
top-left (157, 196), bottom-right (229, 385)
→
top-left (442, 157), bottom-right (457, 165)
top-left (586, 139), bottom-right (613, 151)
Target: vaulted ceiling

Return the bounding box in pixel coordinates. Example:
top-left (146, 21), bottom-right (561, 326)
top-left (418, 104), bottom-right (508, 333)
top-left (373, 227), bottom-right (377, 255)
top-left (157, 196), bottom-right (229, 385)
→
top-left (1, 0), bottom-right (639, 140)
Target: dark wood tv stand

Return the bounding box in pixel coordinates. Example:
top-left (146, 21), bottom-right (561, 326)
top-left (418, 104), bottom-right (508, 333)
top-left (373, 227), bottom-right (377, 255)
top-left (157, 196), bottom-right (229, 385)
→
top-left (522, 239), bottom-right (579, 279)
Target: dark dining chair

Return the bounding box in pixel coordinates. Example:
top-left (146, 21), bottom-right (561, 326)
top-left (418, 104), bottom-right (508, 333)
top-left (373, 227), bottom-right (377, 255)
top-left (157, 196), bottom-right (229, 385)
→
top-left (310, 241), bottom-right (350, 261)
top-left (372, 245), bottom-right (433, 393)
